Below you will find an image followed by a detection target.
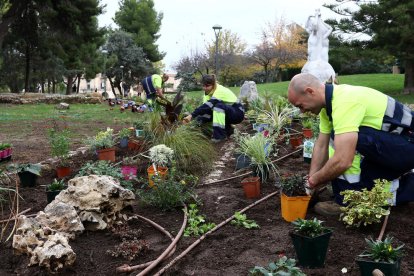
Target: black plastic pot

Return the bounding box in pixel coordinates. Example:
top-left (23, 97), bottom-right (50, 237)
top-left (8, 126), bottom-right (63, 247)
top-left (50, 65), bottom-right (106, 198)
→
top-left (356, 258), bottom-right (401, 276)
top-left (235, 154), bottom-right (251, 170)
top-left (18, 171), bottom-right (38, 187)
top-left (290, 230), bottom-right (333, 268)
top-left (46, 190), bottom-right (61, 203)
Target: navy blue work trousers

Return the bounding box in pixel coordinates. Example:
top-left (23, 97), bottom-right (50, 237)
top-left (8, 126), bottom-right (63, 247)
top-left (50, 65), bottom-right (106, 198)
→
top-left (332, 127), bottom-right (414, 205)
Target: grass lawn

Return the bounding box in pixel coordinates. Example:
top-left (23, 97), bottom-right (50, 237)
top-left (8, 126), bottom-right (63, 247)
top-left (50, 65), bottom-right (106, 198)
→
top-left (0, 73), bottom-right (412, 140)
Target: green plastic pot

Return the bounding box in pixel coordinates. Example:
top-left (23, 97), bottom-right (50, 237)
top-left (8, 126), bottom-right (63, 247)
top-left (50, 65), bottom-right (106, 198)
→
top-left (290, 230), bottom-right (333, 268)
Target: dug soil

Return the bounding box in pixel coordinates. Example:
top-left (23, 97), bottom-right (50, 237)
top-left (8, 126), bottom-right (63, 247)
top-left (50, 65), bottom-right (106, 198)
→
top-left (1, 110), bottom-right (414, 276)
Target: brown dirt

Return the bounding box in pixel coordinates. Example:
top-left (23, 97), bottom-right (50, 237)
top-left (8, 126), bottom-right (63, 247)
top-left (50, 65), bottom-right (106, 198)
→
top-left (1, 113), bottom-right (414, 276)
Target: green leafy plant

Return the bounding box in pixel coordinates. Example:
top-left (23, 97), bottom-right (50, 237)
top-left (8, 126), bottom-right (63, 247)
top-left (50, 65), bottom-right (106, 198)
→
top-left (184, 204), bottom-right (216, 237)
top-left (47, 178), bottom-right (66, 192)
top-left (340, 179), bottom-right (392, 227)
top-left (279, 173), bottom-right (307, 196)
top-left (358, 236), bottom-right (404, 263)
top-left (249, 255), bottom-right (305, 276)
top-left (75, 160), bottom-right (133, 190)
top-left (0, 143), bottom-right (12, 150)
top-left (86, 128), bottom-right (115, 150)
top-left (291, 218), bottom-right (331, 237)
top-left (118, 128), bottom-right (132, 139)
top-left (137, 165), bottom-right (198, 211)
top-left (301, 117), bottom-right (313, 129)
top-left (8, 163), bottom-right (42, 176)
top-left (48, 128), bottom-right (70, 166)
top-left (231, 212), bottom-right (259, 229)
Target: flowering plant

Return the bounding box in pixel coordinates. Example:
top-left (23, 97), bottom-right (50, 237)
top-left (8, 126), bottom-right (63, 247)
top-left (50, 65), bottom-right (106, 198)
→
top-left (149, 144), bottom-right (174, 167)
top-left (86, 128), bottom-right (115, 150)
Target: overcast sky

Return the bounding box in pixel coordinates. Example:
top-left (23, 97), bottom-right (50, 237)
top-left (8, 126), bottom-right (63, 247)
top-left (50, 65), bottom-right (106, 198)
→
top-left (98, 0), bottom-right (338, 72)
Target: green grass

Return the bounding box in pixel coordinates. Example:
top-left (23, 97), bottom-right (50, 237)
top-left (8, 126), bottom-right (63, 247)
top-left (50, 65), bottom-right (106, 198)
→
top-left (186, 73), bottom-right (412, 104)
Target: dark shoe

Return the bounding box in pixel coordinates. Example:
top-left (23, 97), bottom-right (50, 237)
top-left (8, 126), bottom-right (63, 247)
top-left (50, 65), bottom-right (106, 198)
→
top-left (314, 201), bottom-right (342, 216)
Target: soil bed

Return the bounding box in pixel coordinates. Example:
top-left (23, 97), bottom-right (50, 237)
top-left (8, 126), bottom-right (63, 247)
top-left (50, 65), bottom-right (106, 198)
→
top-left (1, 112), bottom-right (414, 275)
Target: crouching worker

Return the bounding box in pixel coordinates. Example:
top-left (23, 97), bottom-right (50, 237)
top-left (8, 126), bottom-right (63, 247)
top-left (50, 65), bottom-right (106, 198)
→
top-left (141, 73), bottom-right (169, 109)
top-left (287, 73), bottom-right (414, 216)
top-left (183, 74), bottom-right (245, 142)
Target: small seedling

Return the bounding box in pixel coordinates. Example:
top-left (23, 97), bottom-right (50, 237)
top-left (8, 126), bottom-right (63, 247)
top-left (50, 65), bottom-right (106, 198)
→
top-left (231, 212), bottom-right (259, 229)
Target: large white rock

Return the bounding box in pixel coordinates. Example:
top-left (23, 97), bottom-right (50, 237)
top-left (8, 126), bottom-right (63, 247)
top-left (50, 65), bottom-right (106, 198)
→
top-left (239, 81), bottom-right (259, 102)
top-left (13, 216), bottom-right (76, 272)
top-left (55, 175), bottom-right (135, 230)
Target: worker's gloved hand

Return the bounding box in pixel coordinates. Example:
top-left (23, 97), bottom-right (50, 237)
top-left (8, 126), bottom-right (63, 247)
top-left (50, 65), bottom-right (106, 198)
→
top-left (304, 175), bottom-right (314, 196)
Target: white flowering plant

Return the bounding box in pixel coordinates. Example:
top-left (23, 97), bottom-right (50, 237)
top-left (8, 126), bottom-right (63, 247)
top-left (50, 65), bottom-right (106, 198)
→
top-left (149, 144), bottom-right (174, 167)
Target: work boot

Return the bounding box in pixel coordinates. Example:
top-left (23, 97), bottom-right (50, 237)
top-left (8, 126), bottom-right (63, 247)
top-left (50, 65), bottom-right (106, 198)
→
top-left (314, 201), bottom-right (342, 216)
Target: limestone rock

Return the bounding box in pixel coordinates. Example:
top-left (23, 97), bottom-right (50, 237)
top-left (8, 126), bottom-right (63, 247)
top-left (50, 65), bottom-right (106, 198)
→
top-left (239, 81), bottom-right (258, 102)
top-left (30, 233), bottom-right (76, 272)
top-left (55, 175), bottom-right (135, 230)
top-left (13, 216), bottom-right (75, 272)
top-left (55, 102), bottom-right (70, 110)
top-left (37, 202), bottom-right (84, 239)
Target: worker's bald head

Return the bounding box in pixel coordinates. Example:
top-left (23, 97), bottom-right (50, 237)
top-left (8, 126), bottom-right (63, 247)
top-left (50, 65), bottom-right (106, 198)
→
top-left (287, 73), bottom-right (325, 115)
top-left (288, 73), bottom-right (322, 97)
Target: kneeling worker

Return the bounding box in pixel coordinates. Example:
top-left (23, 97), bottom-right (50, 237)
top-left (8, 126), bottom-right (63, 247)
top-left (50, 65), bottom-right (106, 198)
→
top-left (141, 73), bottom-right (169, 108)
top-left (183, 74), bottom-right (245, 142)
top-left (287, 73), bottom-right (414, 215)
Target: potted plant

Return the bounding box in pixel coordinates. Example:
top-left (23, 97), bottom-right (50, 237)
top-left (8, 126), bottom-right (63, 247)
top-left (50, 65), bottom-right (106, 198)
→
top-left (118, 128), bottom-right (131, 149)
top-left (249, 255), bottom-right (305, 275)
top-left (133, 121), bottom-right (145, 138)
top-left (279, 173), bottom-right (311, 222)
top-left (48, 128), bottom-right (71, 178)
top-left (86, 128), bottom-right (116, 162)
top-left (147, 144), bottom-right (174, 187)
top-left (356, 236), bottom-right (404, 276)
top-left (121, 156), bottom-right (137, 180)
top-left (46, 178), bottom-right (66, 203)
top-left (0, 143), bottom-right (12, 162)
top-left (235, 133), bottom-right (276, 183)
top-left (301, 117), bottom-right (313, 138)
top-left (290, 218), bottom-right (333, 268)
top-left (9, 163), bottom-right (42, 187)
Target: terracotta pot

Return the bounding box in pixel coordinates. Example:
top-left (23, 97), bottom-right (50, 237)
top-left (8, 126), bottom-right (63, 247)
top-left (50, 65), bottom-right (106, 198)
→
top-left (147, 166), bottom-right (168, 187)
top-left (241, 176), bottom-right (261, 198)
top-left (280, 193), bottom-right (311, 222)
top-left (121, 165), bottom-right (137, 180)
top-left (289, 134), bottom-right (303, 149)
top-left (302, 128), bottom-right (313, 139)
top-left (56, 166), bottom-right (71, 178)
top-left (97, 147), bottom-right (116, 162)
top-left (128, 140), bottom-right (144, 151)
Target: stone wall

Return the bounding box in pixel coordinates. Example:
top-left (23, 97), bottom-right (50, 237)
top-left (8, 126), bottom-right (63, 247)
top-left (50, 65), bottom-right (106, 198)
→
top-left (0, 93), bottom-right (102, 104)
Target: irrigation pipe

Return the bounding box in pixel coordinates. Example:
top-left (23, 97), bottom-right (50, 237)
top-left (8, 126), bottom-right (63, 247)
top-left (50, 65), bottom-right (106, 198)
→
top-left (115, 205), bottom-right (187, 274)
top-left (202, 148), bottom-right (302, 186)
top-left (136, 205), bottom-right (188, 276)
top-left (154, 191), bottom-right (279, 276)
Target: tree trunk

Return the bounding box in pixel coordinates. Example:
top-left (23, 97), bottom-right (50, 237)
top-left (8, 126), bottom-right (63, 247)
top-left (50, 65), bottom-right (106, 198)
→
top-left (403, 59), bottom-right (414, 94)
top-left (76, 73), bottom-right (81, 93)
top-left (52, 79), bottom-right (56, 94)
top-left (66, 76), bottom-right (73, 95)
top-left (24, 44), bottom-right (30, 92)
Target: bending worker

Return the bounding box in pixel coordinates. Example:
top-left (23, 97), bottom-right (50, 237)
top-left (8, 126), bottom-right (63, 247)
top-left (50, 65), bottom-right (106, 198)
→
top-left (183, 74), bottom-right (245, 142)
top-left (141, 73), bottom-right (169, 108)
top-left (287, 73), bottom-right (414, 215)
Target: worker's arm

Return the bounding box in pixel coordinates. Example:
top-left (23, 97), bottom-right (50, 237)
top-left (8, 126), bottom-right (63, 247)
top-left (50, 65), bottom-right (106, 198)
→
top-left (309, 132), bottom-right (330, 176)
top-left (156, 88), bottom-right (164, 97)
top-left (308, 132), bottom-right (358, 188)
